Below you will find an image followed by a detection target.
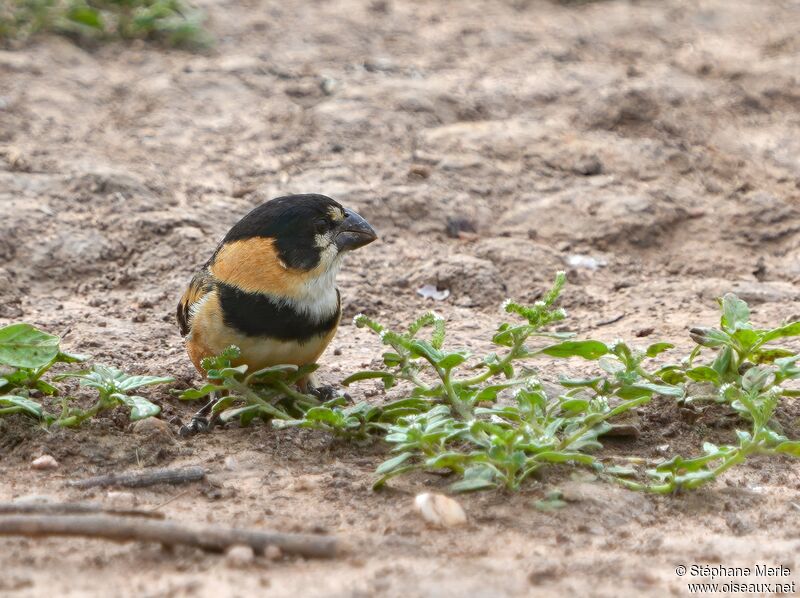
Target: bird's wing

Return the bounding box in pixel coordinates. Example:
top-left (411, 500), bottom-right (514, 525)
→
top-left (177, 270), bottom-right (215, 337)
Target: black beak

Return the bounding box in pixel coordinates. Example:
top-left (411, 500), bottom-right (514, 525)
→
top-left (335, 209), bottom-right (377, 252)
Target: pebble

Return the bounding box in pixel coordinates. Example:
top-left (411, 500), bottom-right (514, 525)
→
top-left (264, 545), bottom-right (282, 561)
top-left (31, 455), bottom-right (59, 470)
top-left (106, 491), bottom-right (136, 509)
top-left (414, 493), bottom-right (467, 528)
top-left (131, 417), bottom-right (173, 439)
top-left (225, 545), bottom-right (255, 567)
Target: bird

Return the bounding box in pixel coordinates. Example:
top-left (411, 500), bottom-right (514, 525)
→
top-left (176, 194), bottom-right (377, 434)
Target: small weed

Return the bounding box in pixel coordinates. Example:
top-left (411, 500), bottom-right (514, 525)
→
top-left (0, 0), bottom-right (211, 49)
top-left (0, 322), bottom-right (173, 426)
top-left (179, 272), bottom-right (800, 494)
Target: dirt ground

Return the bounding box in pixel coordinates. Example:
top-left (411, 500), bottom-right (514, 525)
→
top-left (2, 0), bottom-right (800, 595)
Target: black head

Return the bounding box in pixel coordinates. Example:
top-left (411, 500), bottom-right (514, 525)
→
top-left (222, 194), bottom-right (377, 270)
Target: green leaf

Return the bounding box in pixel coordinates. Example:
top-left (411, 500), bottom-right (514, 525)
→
top-left (304, 407), bottom-right (345, 426)
top-left (0, 324), bottom-right (60, 369)
top-left (533, 451), bottom-right (596, 465)
top-left (685, 366), bottom-right (720, 384)
top-left (473, 382), bottom-right (522, 402)
top-left (341, 371), bottom-right (396, 389)
top-left (689, 327), bottom-right (730, 348)
top-left (760, 321), bottom-right (800, 345)
top-left (450, 477), bottom-right (496, 492)
top-left (376, 451), bottom-right (414, 475)
top-left (732, 328), bottom-right (759, 352)
top-left (175, 383), bottom-right (222, 401)
top-left (539, 340), bottom-right (608, 360)
top-left (628, 383), bottom-right (683, 398)
top-left (720, 294), bottom-right (751, 331)
top-left (55, 351), bottom-right (90, 364)
top-left (437, 352), bottom-right (468, 370)
top-left (558, 376), bottom-right (603, 389)
top-left (560, 398), bottom-right (590, 413)
top-left (246, 364), bottom-right (299, 383)
top-left (741, 366), bottom-right (775, 392)
top-left (774, 441), bottom-right (800, 457)
top-left (712, 346), bottom-right (733, 377)
top-left (115, 373), bottom-right (175, 392)
top-left (646, 342), bottom-right (674, 357)
top-left (0, 395), bottom-right (43, 418)
top-left (68, 5), bottom-right (104, 29)
top-left (114, 394), bottom-right (160, 420)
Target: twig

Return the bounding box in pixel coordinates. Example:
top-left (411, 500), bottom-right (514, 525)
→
top-left (149, 488), bottom-right (191, 512)
top-left (0, 502), bottom-right (164, 519)
top-left (67, 466), bottom-right (206, 489)
top-left (595, 313), bottom-right (626, 327)
top-left (0, 515), bottom-right (339, 558)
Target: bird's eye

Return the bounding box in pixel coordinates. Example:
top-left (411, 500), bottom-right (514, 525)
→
top-left (314, 219), bottom-right (328, 234)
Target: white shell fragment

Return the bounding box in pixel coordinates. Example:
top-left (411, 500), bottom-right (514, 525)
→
top-left (414, 492), bottom-right (467, 527)
top-left (225, 544), bottom-right (255, 567)
top-left (566, 254), bottom-right (607, 270)
top-left (417, 284), bottom-right (450, 301)
top-left (31, 455), bottom-right (59, 470)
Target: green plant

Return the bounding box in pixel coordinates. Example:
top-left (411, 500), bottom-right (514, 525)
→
top-left (0, 322), bottom-right (173, 427)
top-left (612, 294), bottom-right (800, 493)
top-left (0, 0), bottom-right (211, 48)
top-left (159, 273), bottom-right (800, 494)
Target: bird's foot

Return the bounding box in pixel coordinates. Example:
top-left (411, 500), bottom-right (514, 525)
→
top-left (308, 384), bottom-right (350, 403)
top-left (178, 415), bottom-right (217, 437)
top-left (178, 395), bottom-right (219, 437)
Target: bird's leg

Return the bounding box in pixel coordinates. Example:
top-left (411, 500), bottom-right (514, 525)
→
top-left (298, 374), bottom-right (349, 403)
top-left (179, 393), bottom-right (219, 437)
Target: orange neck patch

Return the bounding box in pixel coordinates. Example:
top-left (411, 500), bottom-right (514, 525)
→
top-left (210, 237), bottom-right (324, 298)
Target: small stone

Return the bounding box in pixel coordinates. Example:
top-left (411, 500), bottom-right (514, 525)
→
top-left (31, 455), bottom-right (58, 470)
top-left (289, 475), bottom-right (322, 491)
top-left (264, 545), bottom-right (282, 561)
top-left (414, 493), bottom-right (467, 528)
top-left (225, 545), bottom-right (255, 567)
top-left (573, 154), bottom-right (603, 176)
top-left (131, 417), bottom-right (173, 438)
top-left (106, 491), bottom-right (136, 509)
top-left (223, 456), bottom-right (238, 471)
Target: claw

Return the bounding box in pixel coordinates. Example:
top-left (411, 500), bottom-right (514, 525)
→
top-left (178, 394), bottom-right (218, 437)
top-left (308, 384), bottom-right (341, 402)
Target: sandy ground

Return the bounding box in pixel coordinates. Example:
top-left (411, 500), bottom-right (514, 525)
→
top-left (2, 0), bottom-right (800, 595)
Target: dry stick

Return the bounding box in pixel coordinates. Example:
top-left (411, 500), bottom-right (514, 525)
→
top-left (0, 502), bottom-right (165, 519)
top-left (67, 466), bottom-right (206, 489)
top-left (0, 515), bottom-right (339, 559)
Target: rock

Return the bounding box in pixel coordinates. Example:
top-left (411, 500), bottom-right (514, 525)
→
top-left (264, 545), bottom-right (282, 561)
top-left (31, 455), bottom-right (59, 470)
top-left (106, 491), bottom-right (136, 509)
top-left (223, 456), bottom-right (238, 471)
top-left (573, 154), bottom-right (603, 176)
top-left (414, 493), bottom-right (467, 528)
top-left (131, 417), bottom-right (173, 439)
top-left (225, 545), bottom-right (255, 567)
top-left (289, 475), bottom-right (323, 491)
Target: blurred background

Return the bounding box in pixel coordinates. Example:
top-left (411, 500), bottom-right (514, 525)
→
top-left (2, 1), bottom-right (800, 595)
top-left (1, 0), bottom-right (800, 376)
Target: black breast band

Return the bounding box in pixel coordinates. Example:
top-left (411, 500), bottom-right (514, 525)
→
top-left (217, 283), bottom-right (341, 341)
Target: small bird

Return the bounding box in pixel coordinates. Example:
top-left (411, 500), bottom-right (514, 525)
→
top-left (177, 194), bottom-right (377, 433)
